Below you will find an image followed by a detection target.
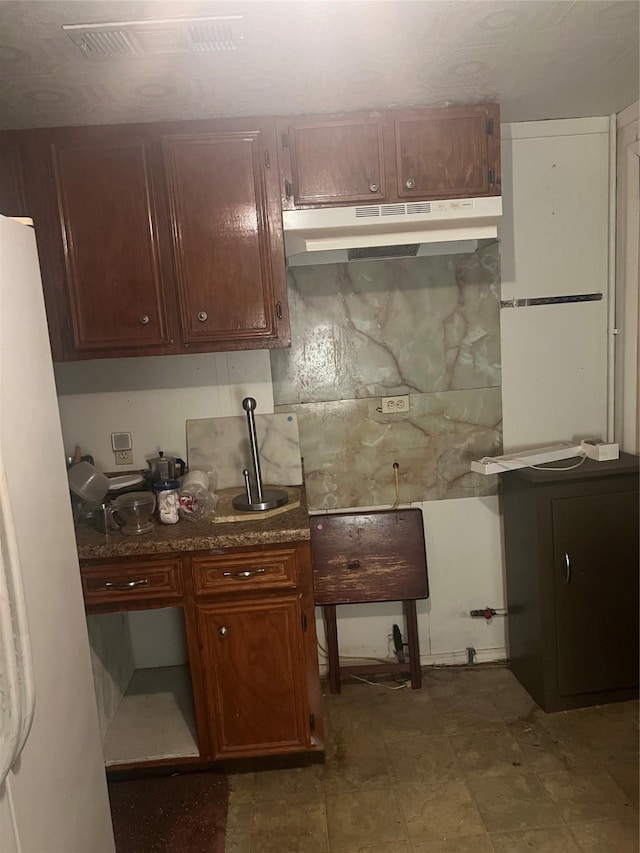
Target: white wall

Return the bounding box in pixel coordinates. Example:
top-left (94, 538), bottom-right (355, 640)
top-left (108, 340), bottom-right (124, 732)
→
top-left (55, 350), bottom-right (274, 471)
top-left (614, 101), bottom-right (640, 454)
top-left (499, 118), bottom-right (611, 450)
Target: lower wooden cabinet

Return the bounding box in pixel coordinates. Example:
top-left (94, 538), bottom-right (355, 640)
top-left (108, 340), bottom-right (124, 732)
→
top-left (198, 596), bottom-right (314, 758)
top-left (502, 453), bottom-right (639, 711)
top-left (81, 539), bottom-right (323, 768)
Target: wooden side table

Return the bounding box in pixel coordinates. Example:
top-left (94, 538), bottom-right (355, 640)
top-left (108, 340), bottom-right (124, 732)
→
top-left (310, 509), bottom-right (429, 692)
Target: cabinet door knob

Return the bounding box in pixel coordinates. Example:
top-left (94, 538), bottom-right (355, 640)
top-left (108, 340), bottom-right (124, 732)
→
top-left (369, 182), bottom-right (379, 193)
top-left (139, 314), bottom-right (150, 325)
top-left (197, 311), bottom-right (208, 322)
top-left (405, 178), bottom-right (416, 190)
top-left (218, 626), bottom-right (228, 637)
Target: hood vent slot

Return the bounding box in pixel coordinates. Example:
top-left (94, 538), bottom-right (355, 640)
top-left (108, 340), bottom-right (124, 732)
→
top-left (354, 202), bottom-right (435, 219)
top-left (63, 16), bottom-right (245, 58)
top-left (348, 244), bottom-right (420, 261)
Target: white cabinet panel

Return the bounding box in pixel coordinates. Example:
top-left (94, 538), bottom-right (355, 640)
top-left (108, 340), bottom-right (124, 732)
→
top-left (500, 120), bottom-right (609, 302)
top-left (501, 301), bottom-right (607, 450)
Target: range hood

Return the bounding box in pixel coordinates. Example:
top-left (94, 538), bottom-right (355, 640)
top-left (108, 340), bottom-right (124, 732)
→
top-left (283, 196), bottom-right (502, 266)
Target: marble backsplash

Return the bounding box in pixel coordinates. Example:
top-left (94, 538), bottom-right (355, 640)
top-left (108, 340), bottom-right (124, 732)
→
top-left (186, 413), bottom-right (303, 489)
top-left (271, 245), bottom-right (502, 510)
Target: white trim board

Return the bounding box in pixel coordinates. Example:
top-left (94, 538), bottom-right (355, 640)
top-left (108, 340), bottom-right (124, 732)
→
top-left (502, 116), bottom-right (610, 140)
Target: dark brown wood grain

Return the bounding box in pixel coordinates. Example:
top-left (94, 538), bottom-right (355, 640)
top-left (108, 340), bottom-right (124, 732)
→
top-left (197, 595), bottom-right (310, 759)
top-left (21, 116), bottom-right (289, 361)
top-left (391, 104), bottom-right (501, 199)
top-left (49, 127), bottom-right (172, 352)
top-left (312, 510), bottom-right (428, 693)
top-left (277, 104), bottom-right (501, 209)
top-left (192, 548), bottom-right (299, 596)
top-left (80, 539), bottom-right (323, 767)
top-left (278, 114), bottom-right (386, 208)
top-left (161, 120), bottom-right (287, 348)
top-left (502, 453), bottom-right (639, 711)
top-left (310, 509), bottom-right (428, 604)
top-left (81, 556), bottom-right (183, 605)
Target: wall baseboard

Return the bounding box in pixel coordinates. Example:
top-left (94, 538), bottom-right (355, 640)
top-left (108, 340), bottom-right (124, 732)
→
top-left (317, 646), bottom-right (508, 677)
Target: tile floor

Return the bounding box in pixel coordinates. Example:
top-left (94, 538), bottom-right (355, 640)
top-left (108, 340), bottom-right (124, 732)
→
top-left (225, 665), bottom-right (639, 852)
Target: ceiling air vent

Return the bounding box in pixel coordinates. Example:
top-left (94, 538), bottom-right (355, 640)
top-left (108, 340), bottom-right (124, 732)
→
top-left (63, 16), bottom-right (245, 58)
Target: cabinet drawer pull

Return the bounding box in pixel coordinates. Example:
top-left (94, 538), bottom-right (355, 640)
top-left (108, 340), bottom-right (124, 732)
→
top-left (104, 579), bottom-right (149, 590)
top-left (369, 182), bottom-right (379, 193)
top-left (346, 560), bottom-right (361, 570)
top-left (139, 314), bottom-right (150, 325)
top-left (222, 568), bottom-right (266, 579)
top-left (564, 552), bottom-right (571, 584)
top-left (405, 178), bottom-right (416, 190)
top-left (196, 311), bottom-right (208, 322)
top-left (218, 626), bottom-right (228, 637)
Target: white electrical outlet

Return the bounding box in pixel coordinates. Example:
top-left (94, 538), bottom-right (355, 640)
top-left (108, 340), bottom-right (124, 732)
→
top-left (380, 395), bottom-right (410, 414)
top-left (115, 450), bottom-right (133, 465)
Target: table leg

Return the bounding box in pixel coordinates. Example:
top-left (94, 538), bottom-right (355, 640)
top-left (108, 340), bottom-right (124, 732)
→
top-left (323, 604), bottom-right (341, 694)
top-left (404, 600), bottom-right (421, 689)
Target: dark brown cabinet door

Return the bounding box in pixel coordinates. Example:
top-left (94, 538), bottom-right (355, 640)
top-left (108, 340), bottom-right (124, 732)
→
top-left (198, 596), bottom-right (311, 759)
top-left (162, 123), bottom-right (288, 348)
top-left (391, 105), bottom-right (500, 200)
top-left (280, 115), bottom-right (386, 208)
top-left (50, 131), bottom-right (171, 352)
top-left (552, 490), bottom-right (639, 697)
top-left (0, 133), bottom-right (28, 216)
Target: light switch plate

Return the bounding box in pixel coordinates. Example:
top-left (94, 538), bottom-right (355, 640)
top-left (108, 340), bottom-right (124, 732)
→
top-left (111, 432), bottom-right (132, 452)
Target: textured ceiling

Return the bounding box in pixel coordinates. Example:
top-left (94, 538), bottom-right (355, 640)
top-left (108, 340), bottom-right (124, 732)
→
top-left (0, 0), bottom-right (638, 130)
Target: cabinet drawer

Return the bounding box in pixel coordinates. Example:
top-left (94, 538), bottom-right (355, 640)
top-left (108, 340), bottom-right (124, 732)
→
top-left (81, 558), bottom-right (183, 604)
top-left (193, 549), bottom-right (299, 596)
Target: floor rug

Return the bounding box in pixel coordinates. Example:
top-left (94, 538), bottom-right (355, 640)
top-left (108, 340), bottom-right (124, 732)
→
top-left (108, 770), bottom-right (229, 853)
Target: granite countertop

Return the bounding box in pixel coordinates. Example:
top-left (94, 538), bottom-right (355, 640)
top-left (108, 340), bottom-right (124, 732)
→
top-left (75, 486), bottom-right (310, 561)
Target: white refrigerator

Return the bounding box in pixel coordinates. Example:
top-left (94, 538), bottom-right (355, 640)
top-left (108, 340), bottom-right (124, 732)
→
top-left (0, 215), bottom-right (115, 852)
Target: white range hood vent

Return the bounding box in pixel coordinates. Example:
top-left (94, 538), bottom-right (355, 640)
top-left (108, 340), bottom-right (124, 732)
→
top-left (63, 16), bottom-right (245, 58)
top-left (283, 196), bottom-right (502, 266)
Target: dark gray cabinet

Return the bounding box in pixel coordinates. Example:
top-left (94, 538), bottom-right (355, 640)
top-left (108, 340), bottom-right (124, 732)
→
top-left (502, 453), bottom-right (639, 711)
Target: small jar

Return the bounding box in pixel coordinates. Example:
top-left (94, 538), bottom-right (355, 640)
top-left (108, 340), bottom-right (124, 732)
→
top-left (153, 480), bottom-right (180, 524)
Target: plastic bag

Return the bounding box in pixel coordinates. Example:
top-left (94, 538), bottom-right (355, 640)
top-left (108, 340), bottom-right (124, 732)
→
top-left (178, 470), bottom-right (218, 522)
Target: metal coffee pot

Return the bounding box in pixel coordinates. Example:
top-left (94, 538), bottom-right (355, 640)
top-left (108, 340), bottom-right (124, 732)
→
top-left (147, 451), bottom-right (186, 482)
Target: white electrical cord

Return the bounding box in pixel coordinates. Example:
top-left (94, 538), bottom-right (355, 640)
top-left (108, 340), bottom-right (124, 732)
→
top-left (317, 641), bottom-right (410, 689)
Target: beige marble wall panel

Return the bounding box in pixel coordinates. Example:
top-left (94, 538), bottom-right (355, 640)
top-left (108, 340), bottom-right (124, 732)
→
top-left (271, 246), bottom-right (501, 406)
top-left (186, 413), bottom-right (302, 489)
top-left (276, 388), bottom-right (501, 511)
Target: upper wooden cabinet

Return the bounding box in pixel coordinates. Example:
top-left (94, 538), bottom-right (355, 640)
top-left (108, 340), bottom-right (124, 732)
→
top-left (392, 106), bottom-right (500, 199)
top-left (280, 116), bottom-right (386, 206)
top-left (50, 128), bottom-right (172, 353)
top-left (24, 118), bottom-right (289, 361)
top-left (161, 125), bottom-right (283, 348)
top-left (278, 104), bottom-right (501, 209)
